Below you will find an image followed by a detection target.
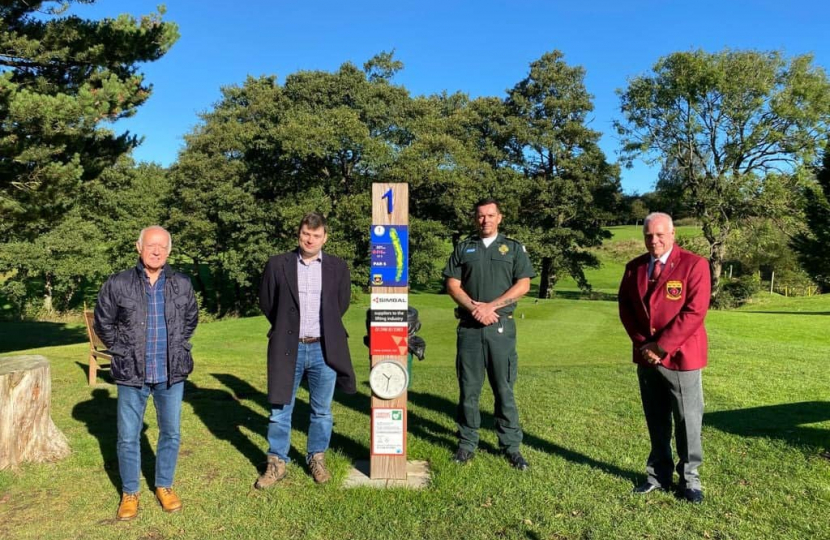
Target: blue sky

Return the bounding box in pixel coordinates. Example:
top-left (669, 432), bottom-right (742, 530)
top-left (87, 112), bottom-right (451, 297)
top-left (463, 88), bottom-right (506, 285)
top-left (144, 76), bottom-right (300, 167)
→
top-left (73, 1), bottom-right (828, 194)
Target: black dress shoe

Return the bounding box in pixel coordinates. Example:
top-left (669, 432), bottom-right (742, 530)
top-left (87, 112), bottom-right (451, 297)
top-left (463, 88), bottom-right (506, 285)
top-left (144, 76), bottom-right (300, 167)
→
top-left (453, 448), bottom-right (474, 464)
top-left (682, 488), bottom-right (704, 504)
top-left (820, 450), bottom-right (830, 460)
top-left (632, 482), bottom-right (664, 494)
top-left (506, 452), bottom-right (529, 471)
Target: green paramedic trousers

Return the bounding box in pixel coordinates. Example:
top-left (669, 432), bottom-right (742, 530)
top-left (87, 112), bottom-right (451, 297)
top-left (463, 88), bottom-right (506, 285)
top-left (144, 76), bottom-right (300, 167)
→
top-left (455, 316), bottom-right (522, 453)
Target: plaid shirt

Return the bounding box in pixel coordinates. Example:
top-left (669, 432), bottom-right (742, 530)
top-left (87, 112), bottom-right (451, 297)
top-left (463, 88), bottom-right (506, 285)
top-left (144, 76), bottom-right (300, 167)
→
top-left (297, 251), bottom-right (323, 339)
top-left (143, 270), bottom-right (168, 383)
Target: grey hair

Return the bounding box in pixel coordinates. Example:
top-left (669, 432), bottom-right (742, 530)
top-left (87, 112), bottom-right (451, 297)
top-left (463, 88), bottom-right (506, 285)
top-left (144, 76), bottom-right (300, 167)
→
top-left (642, 212), bottom-right (674, 232)
top-left (137, 226), bottom-right (172, 252)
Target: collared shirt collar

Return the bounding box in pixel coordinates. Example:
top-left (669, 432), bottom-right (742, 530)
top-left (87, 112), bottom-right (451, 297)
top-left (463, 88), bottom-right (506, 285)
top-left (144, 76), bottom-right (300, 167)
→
top-left (480, 232), bottom-right (502, 248)
top-left (650, 247), bottom-right (672, 266)
top-left (135, 258), bottom-right (171, 279)
top-left (648, 247), bottom-right (673, 276)
top-left (297, 249), bottom-right (323, 265)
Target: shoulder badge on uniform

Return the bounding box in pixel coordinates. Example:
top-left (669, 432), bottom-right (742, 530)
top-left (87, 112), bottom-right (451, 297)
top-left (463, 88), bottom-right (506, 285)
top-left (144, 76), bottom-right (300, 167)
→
top-left (522, 245), bottom-right (527, 253)
top-left (499, 244), bottom-right (509, 255)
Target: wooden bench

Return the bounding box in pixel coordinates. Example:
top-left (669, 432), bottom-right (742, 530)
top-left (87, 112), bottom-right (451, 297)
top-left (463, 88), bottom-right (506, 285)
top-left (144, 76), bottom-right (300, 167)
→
top-left (83, 304), bottom-right (111, 385)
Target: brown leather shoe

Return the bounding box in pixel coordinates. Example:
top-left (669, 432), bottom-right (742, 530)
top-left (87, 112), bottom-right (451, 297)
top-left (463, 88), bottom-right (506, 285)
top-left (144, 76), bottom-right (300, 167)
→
top-left (116, 492), bottom-right (139, 521)
top-left (308, 452), bottom-right (331, 484)
top-left (155, 487), bottom-right (182, 513)
top-left (255, 455), bottom-right (287, 489)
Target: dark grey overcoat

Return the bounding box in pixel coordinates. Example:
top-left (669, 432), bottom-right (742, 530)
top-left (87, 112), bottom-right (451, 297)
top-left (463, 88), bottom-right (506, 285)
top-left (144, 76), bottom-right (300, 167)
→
top-left (259, 249), bottom-right (355, 404)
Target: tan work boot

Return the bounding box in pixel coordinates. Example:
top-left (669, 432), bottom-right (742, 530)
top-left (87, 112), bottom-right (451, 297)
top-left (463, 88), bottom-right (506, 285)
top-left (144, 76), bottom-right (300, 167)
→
top-left (308, 452), bottom-right (331, 484)
top-left (116, 492), bottom-right (139, 521)
top-left (155, 487), bottom-right (182, 513)
top-left (255, 455), bottom-right (287, 489)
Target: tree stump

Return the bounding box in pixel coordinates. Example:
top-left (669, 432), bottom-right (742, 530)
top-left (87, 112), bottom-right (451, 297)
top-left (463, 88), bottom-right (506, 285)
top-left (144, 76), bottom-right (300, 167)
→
top-left (0, 355), bottom-right (71, 469)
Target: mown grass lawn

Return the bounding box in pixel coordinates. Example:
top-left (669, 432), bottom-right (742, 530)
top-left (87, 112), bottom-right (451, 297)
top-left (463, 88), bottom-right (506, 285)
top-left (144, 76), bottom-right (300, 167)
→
top-left (1, 291), bottom-right (829, 540)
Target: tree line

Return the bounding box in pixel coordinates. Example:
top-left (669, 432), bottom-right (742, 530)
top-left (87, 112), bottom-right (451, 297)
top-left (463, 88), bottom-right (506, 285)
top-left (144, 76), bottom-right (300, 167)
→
top-left (2, 2), bottom-right (829, 318)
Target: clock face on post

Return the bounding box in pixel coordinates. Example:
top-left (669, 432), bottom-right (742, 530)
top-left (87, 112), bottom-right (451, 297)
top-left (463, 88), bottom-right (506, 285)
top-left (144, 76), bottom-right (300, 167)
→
top-left (369, 360), bottom-right (409, 400)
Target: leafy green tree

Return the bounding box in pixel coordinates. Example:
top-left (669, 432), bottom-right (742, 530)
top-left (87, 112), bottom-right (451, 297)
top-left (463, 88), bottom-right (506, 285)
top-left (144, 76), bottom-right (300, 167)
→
top-left (0, 1), bottom-right (178, 240)
top-left (169, 54), bottom-right (424, 314)
top-left (88, 159), bottom-right (173, 270)
top-left (0, 157), bottom-right (171, 317)
top-left (0, 1), bottom-right (178, 314)
top-left (616, 49), bottom-right (830, 297)
top-left (0, 212), bottom-right (110, 315)
top-left (506, 51), bottom-right (621, 298)
top-left (630, 198), bottom-right (649, 225)
top-left (792, 148), bottom-right (830, 291)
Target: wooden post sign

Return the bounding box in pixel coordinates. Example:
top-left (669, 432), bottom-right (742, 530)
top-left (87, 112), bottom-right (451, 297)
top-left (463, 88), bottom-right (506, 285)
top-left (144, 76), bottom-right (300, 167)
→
top-left (368, 183), bottom-right (409, 480)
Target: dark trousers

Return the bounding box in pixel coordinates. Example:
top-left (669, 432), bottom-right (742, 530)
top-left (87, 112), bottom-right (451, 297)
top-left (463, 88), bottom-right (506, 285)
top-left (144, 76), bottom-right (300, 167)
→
top-left (456, 317), bottom-right (522, 453)
top-left (637, 365), bottom-right (704, 490)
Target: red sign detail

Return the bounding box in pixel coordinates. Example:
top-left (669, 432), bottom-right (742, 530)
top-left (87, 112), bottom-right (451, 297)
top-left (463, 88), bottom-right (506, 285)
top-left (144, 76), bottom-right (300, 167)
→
top-left (370, 325), bottom-right (408, 356)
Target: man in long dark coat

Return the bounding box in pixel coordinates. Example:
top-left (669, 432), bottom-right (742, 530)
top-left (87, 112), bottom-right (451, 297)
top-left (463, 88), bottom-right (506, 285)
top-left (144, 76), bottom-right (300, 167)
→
top-left (255, 212), bottom-right (355, 487)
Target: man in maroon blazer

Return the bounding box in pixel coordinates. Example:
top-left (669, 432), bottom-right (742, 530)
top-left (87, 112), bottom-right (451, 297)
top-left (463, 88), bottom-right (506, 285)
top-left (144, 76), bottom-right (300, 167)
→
top-left (255, 212), bottom-right (355, 488)
top-left (618, 212), bottom-right (711, 504)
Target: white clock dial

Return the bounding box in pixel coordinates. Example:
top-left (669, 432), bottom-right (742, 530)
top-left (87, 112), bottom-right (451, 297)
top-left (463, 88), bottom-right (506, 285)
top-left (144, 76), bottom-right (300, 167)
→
top-left (369, 360), bottom-right (409, 400)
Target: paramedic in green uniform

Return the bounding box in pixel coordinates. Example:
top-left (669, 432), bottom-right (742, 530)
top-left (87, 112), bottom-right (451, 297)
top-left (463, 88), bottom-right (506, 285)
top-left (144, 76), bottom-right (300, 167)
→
top-left (443, 198), bottom-right (535, 470)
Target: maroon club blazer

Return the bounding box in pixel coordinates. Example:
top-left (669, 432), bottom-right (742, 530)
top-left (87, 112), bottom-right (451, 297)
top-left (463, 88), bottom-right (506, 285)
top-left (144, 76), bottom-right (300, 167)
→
top-left (618, 247), bottom-right (711, 371)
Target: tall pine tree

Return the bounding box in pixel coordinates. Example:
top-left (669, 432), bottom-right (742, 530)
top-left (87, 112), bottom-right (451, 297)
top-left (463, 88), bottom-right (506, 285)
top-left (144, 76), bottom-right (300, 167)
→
top-left (0, 1), bottom-right (178, 314)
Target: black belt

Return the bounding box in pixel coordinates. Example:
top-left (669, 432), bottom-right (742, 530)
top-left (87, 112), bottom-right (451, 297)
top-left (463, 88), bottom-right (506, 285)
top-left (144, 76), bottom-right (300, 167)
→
top-left (299, 337), bottom-right (320, 344)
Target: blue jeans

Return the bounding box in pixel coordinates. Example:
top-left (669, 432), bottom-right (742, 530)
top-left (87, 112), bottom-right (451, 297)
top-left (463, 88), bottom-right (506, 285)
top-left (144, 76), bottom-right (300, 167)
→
top-left (117, 381), bottom-right (184, 494)
top-left (266, 342), bottom-right (337, 463)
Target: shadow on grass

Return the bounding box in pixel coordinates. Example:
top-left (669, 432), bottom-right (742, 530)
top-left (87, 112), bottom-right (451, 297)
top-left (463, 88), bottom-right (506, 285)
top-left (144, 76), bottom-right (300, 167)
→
top-left (185, 377), bottom-right (268, 470)
top-left (705, 401), bottom-right (830, 449)
top-left (332, 384), bottom-right (640, 484)
top-left (74, 361), bottom-right (113, 385)
top-left (0, 321), bottom-right (87, 354)
top-left (407, 390), bottom-right (640, 483)
top-left (189, 373), bottom-right (369, 474)
top-left (71, 388), bottom-right (154, 493)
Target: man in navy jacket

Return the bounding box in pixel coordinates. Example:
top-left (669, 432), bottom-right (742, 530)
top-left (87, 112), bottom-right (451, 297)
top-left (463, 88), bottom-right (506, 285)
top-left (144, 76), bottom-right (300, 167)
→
top-left (95, 226), bottom-right (198, 520)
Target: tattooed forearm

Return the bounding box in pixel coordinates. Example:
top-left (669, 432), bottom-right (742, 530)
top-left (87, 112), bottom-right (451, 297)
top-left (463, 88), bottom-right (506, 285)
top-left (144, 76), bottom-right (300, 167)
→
top-left (494, 297), bottom-right (517, 308)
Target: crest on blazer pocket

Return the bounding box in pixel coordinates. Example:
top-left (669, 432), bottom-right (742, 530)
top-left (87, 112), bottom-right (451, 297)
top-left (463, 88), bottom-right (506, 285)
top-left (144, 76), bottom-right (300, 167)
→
top-left (666, 280), bottom-right (682, 300)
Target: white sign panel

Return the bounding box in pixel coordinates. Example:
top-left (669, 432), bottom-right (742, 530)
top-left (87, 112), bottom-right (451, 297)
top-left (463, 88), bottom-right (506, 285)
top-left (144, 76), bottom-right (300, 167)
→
top-left (370, 293), bottom-right (408, 311)
top-left (371, 408), bottom-right (405, 455)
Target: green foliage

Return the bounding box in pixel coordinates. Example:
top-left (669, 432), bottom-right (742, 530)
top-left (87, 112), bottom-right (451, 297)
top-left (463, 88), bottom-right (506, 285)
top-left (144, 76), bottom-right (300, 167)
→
top-left (409, 218), bottom-right (451, 288)
top-left (0, 1), bottom-right (179, 239)
top-left (675, 233), bottom-right (709, 257)
top-left (505, 51), bottom-right (621, 297)
top-left (169, 50), bottom-right (624, 313)
top-left (88, 159), bottom-right (173, 269)
top-left (792, 147), bottom-right (830, 291)
top-left (616, 49), bottom-right (830, 298)
top-left (0, 1), bottom-right (178, 315)
top-left (712, 274), bottom-right (762, 309)
top-left (0, 158), bottom-right (172, 318)
top-left (0, 211), bottom-right (110, 315)
top-left (168, 56), bottom-right (418, 314)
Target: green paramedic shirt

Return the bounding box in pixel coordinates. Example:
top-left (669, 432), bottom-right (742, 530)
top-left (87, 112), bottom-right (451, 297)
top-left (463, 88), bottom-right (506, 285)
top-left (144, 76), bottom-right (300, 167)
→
top-left (443, 233), bottom-right (536, 317)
